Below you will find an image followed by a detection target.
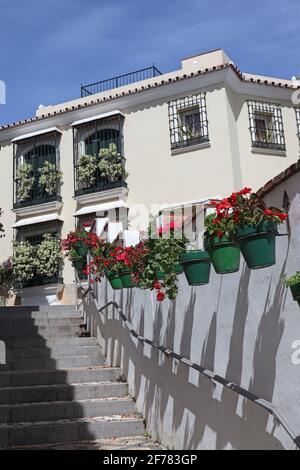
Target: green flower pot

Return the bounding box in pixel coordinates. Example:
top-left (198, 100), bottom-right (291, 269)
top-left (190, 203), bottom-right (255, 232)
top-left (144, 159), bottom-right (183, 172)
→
top-left (107, 273), bottom-right (123, 290)
top-left (290, 283), bottom-right (300, 301)
top-left (205, 235), bottom-right (240, 274)
top-left (119, 270), bottom-right (137, 288)
top-left (235, 222), bottom-right (276, 270)
top-left (179, 250), bottom-right (211, 286)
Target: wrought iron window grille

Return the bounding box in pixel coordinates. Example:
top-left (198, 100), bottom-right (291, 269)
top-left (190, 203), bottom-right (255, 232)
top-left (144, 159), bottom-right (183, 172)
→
top-left (247, 100), bottom-right (286, 151)
top-left (295, 108), bottom-right (300, 140)
top-left (168, 94), bottom-right (209, 150)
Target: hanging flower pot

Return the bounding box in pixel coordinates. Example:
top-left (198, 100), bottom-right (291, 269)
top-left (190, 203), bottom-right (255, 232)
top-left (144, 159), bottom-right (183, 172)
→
top-left (204, 235), bottom-right (240, 274)
top-left (235, 221), bottom-right (276, 269)
top-left (76, 240), bottom-right (89, 258)
top-left (119, 270), bottom-right (138, 288)
top-left (283, 272), bottom-right (300, 305)
top-left (179, 250), bottom-right (211, 286)
top-left (107, 273), bottom-right (123, 290)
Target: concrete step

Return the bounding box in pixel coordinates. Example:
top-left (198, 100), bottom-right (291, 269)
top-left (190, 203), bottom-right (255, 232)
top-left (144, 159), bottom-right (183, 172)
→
top-left (0, 310), bottom-right (82, 320)
top-left (0, 354), bottom-right (105, 372)
top-left (0, 318), bottom-right (83, 327)
top-left (0, 381), bottom-right (129, 405)
top-left (4, 337), bottom-right (98, 350)
top-left (6, 345), bottom-right (102, 360)
top-left (10, 436), bottom-right (164, 450)
top-left (0, 305), bottom-right (77, 314)
top-left (0, 397), bottom-right (136, 424)
top-left (0, 415), bottom-right (144, 448)
top-left (0, 325), bottom-right (87, 340)
top-left (0, 366), bottom-right (121, 388)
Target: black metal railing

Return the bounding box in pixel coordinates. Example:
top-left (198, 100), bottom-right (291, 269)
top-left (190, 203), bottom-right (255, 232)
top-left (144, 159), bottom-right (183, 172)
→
top-left (247, 100), bottom-right (286, 152)
top-left (74, 167), bottom-right (128, 197)
top-left (13, 188), bottom-right (62, 210)
top-left (81, 66), bottom-right (162, 97)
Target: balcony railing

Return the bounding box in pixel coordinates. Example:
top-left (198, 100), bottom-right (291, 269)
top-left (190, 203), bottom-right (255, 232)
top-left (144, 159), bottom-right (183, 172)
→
top-left (81, 66), bottom-right (162, 97)
top-left (74, 162), bottom-right (128, 198)
top-left (13, 177), bottom-right (62, 210)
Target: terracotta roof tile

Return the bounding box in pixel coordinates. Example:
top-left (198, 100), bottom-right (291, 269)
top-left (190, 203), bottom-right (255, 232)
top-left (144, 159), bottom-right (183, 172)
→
top-left (0, 63), bottom-right (299, 133)
top-left (257, 160), bottom-right (300, 197)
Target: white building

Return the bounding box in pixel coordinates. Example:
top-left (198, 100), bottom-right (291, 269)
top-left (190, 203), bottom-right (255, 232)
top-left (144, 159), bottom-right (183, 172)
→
top-left (0, 48), bottom-right (299, 303)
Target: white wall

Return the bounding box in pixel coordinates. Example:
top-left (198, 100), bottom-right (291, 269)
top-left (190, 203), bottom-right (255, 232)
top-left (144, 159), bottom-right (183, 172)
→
top-left (82, 174), bottom-right (300, 450)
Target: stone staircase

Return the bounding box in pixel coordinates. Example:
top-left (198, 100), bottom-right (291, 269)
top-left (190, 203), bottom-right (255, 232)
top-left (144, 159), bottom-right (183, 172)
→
top-left (0, 306), bottom-right (157, 449)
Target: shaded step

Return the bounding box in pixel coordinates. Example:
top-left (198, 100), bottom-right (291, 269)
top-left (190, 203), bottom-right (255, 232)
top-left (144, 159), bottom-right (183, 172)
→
top-left (0, 318), bottom-right (83, 327)
top-left (0, 366), bottom-right (121, 388)
top-left (0, 310), bottom-right (82, 320)
top-left (10, 436), bottom-right (164, 450)
top-left (0, 324), bottom-right (85, 339)
top-left (0, 354), bottom-right (105, 372)
top-left (0, 397), bottom-right (136, 424)
top-left (0, 381), bottom-right (129, 405)
top-left (6, 345), bottom-right (102, 360)
top-left (4, 337), bottom-right (98, 350)
top-left (0, 415), bottom-right (144, 448)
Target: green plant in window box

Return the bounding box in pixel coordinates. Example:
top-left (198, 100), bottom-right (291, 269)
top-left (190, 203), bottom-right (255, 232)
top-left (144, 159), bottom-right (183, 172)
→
top-left (13, 240), bottom-right (36, 283)
top-left (77, 154), bottom-right (97, 189)
top-left (16, 163), bottom-right (34, 202)
top-left (283, 272), bottom-right (300, 305)
top-left (98, 143), bottom-right (128, 182)
top-left (38, 161), bottom-right (62, 196)
top-left (35, 234), bottom-right (63, 278)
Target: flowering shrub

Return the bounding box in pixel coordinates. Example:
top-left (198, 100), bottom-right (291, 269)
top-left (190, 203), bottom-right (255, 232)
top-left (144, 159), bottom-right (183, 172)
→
top-left (13, 241), bottom-right (36, 282)
top-left (98, 143), bottom-right (128, 182)
top-left (77, 154), bottom-right (97, 189)
top-left (0, 258), bottom-right (14, 303)
top-left (36, 234), bottom-right (63, 278)
top-left (38, 161), bottom-right (62, 196)
top-left (16, 163), bottom-right (34, 202)
top-left (62, 228), bottom-right (100, 275)
top-left (205, 188), bottom-right (288, 239)
top-left (283, 272), bottom-right (300, 288)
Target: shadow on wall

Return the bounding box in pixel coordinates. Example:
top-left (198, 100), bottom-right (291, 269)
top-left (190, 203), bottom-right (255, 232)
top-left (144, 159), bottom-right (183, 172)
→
top-left (84, 249), bottom-right (293, 450)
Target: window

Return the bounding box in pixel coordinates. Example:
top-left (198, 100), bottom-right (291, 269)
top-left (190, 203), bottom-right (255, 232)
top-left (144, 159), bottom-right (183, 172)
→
top-left (295, 108), bottom-right (300, 140)
top-left (13, 131), bottom-right (61, 209)
top-left (247, 101), bottom-right (286, 151)
top-left (168, 94), bottom-right (209, 151)
top-left (73, 113), bottom-right (127, 197)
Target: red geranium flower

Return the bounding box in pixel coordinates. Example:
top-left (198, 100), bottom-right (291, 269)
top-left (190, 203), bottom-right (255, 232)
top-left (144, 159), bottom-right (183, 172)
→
top-left (157, 291), bottom-right (165, 302)
top-left (153, 280), bottom-right (161, 290)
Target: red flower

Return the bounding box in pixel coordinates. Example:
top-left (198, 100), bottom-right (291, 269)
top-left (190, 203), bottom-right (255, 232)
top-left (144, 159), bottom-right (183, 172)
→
top-left (217, 231), bottom-right (224, 239)
top-left (153, 280), bottom-right (161, 290)
top-left (276, 212), bottom-right (288, 221)
top-left (239, 187), bottom-right (252, 195)
top-left (264, 209), bottom-right (273, 216)
top-left (156, 291), bottom-right (165, 302)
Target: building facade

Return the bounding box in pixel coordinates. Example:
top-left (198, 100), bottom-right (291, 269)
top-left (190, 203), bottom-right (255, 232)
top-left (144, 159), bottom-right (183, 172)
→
top-left (0, 49), bottom-right (299, 302)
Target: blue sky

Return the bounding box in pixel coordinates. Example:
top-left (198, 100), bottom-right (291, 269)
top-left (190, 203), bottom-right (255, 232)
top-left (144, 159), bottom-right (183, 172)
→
top-left (0, 0), bottom-right (299, 125)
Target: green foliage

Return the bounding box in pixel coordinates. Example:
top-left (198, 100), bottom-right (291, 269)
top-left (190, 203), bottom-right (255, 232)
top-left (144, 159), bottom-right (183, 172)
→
top-left (16, 163), bottom-right (34, 202)
top-left (13, 241), bottom-right (36, 282)
top-left (36, 234), bottom-right (63, 278)
top-left (283, 272), bottom-right (300, 287)
top-left (98, 143), bottom-right (127, 182)
top-left (38, 161), bottom-right (62, 195)
top-left (77, 154), bottom-right (97, 188)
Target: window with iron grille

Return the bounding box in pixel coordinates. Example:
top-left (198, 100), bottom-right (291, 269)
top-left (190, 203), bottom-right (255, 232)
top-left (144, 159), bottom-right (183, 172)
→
top-left (168, 94), bottom-right (209, 151)
top-left (16, 221), bottom-right (63, 287)
top-left (247, 101), bottom-right (286, 151)
top-left (73, 114), bottom-right (127, 197)
top-left (295, 108), bottom-right (300, 140)
top-left (13, 131), bottom-right (61, 209)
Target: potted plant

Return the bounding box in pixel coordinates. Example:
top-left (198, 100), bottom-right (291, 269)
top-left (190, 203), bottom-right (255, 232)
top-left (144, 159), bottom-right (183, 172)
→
top-left (231, 188), bottom-right (288, 269)
top-left (98, 143), bottom-right (128, 183)
top-left (137, 217), bottom-right (188, 301)
top-left (204, 196), bottom-right (241, 274)
top-left (16, 163), bottom-right (34, 202)
top-left (13, 241), bottom-right (36, 284)
top-left (77, 154), bottom-right (97, 189)
top-left (0, 258), bottom-right (14, 305)
top-left (38, 161), bottom-right (62, 196)
top-left (180, 245), bottom-right (211, 286)
top-left (36, 234), bottom-right (63, 279)
top-left (283, 272), bottom-right (300, 306)
top-left (62, 229), bottom-right (100, 274)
